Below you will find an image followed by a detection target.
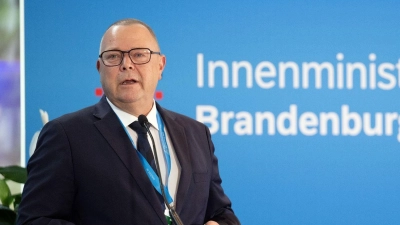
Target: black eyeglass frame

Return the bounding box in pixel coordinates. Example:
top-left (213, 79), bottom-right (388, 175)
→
top-left (99, 47), bottom-right (162, 67)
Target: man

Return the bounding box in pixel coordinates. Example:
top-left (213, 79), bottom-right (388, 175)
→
top-left (17, 19), bottom-right (240, 225)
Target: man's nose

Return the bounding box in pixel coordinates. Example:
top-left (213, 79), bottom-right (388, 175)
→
top-left (121, 53), bottom-right (135, 70)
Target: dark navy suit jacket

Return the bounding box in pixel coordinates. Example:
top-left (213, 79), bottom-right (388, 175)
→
top-left (17, 96), bottom-right (240, 225)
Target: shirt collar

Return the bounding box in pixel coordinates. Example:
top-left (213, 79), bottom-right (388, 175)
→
top-left (106, 98), bottom-right (159, 130)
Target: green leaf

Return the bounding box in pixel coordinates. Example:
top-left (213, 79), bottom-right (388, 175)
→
top-left (0, 205), bottom-right (17, 225)
top-left (0, 166), bottom-right (27, 183)
top-left (12, 194), bottom-right (22, 212)
top-left (0, 179), bottom-right (11, 207)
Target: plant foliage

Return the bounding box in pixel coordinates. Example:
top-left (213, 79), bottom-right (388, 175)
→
top-left (0, 166), bottom-right (27, 225)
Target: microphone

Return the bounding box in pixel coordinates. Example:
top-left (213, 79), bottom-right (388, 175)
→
top-left (138, 115), bottom-right (184, 225)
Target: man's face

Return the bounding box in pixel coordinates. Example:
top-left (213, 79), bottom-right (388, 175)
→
top-left (96, 24), bottom-right (165, 111)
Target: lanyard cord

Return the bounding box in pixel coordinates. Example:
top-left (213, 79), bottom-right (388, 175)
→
top-left (120, 112), bottom-right (173, 204)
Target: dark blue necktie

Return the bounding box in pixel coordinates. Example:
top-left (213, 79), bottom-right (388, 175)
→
top-left (129, 121), bottom-right (165, 210)
top-left (129, 121), bottom-right (157, 173)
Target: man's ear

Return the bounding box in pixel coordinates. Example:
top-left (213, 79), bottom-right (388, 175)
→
top-left (158, 55), bottom-right (166, 80)
top-left (96, 60), bottom-right (101, 72)
top-left (159, 55), bottom-right (166, 71)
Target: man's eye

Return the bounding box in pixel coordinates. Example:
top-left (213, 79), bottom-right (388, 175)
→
top-left (132, 52), bottom-right (145, 58)
top-left (106, 54), bottom-right (120, 60)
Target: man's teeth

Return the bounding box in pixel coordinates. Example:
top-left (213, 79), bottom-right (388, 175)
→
top-left (122, 80), bottom-right (136, 84)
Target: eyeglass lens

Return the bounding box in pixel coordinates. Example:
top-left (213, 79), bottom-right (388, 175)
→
top-left (102, 48), bottom-right (152, 66)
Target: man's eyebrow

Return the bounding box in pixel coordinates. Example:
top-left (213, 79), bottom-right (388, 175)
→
top-left (102, 48), bottom-right (121, 51)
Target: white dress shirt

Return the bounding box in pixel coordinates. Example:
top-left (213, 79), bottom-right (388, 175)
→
top-left (106, 98), bottom-right (181, 208)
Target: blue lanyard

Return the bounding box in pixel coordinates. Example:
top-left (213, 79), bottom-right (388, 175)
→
top-left (121, 112), bottom-right (173, 204)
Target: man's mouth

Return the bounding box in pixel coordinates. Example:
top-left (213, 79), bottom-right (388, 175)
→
top-left (121, 79), bottom-right (138, 85)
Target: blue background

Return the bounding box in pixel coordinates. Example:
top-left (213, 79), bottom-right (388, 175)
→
top-left (25, 1), bottom-right (400, 224)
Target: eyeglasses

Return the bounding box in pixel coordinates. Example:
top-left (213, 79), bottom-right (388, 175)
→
top-left (99, 48), bottom-right (161, 67)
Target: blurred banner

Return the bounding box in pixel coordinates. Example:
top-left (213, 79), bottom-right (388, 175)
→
top-left (24, 1), bottom-right (400, 224)
top-left (0, 0), bottom-right (20, 166)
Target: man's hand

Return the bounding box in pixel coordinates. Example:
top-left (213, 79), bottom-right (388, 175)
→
top-left (205, 221), bottom-right (219, 225)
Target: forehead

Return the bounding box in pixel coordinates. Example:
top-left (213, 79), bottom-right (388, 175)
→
top-left (101, 24), bottom-right (158, 51)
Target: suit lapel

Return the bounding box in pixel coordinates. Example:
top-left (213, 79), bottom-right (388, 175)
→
top-left (93, 97), bottom-right (166, 223)
top-left (156, 104), bottom-right (192, 214)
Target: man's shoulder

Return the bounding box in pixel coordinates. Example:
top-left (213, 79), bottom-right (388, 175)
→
top-left (157, 104), bottom-right (205, 128)
top-left (52, 103), bottom-right (98, 125)
top-left (51, 97), bottom-right (111, 123)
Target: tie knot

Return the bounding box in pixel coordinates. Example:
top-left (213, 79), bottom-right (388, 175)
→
top-left (129, 121), bottom-right (147, 134)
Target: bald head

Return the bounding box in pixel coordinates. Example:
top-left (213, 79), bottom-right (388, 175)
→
top-left (99, 18), bottom-right (160, 54)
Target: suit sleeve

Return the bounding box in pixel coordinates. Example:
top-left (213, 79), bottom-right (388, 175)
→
top-left (17, 120), bottom-right (76, 225)
top-left (203, 126), bottom-right (241, 225)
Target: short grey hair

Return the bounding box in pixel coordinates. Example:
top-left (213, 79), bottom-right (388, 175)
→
top-left (99, 18), bottom-right (159, 54)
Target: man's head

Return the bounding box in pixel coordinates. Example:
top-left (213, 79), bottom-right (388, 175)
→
top-left (97, 18), bottom-right (166, 116)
